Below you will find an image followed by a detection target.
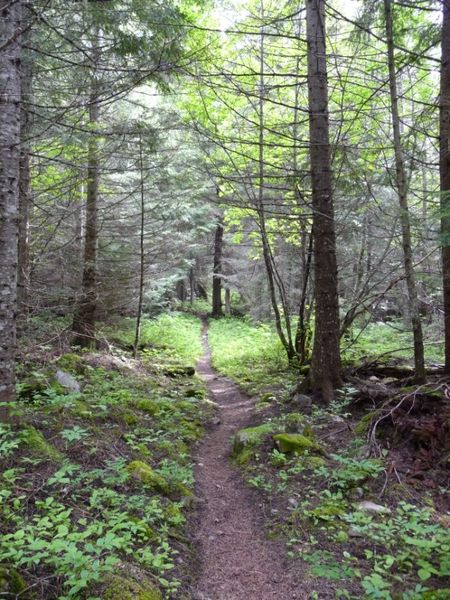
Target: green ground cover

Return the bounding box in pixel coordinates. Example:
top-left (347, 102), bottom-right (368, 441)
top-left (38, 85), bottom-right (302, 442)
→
top-left (0, 314), bottom-right (210, 600)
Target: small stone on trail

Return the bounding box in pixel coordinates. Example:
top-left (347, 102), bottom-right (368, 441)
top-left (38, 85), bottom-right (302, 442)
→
top-left (288, 497), bottom-right (299, 508)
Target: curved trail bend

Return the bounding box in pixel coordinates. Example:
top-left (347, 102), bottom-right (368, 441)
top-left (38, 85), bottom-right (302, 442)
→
top-left (191, 326), bottom-right (301, 600)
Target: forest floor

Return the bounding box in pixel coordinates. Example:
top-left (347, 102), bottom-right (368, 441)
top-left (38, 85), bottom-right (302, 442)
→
top-left (191, 325), bottom-right (305, 599)
top-left (1, 311), bottom-right (449, 600)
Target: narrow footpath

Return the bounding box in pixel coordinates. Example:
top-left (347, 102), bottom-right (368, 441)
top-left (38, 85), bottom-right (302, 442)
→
top-left (191, 326), bottom-right (301, 600)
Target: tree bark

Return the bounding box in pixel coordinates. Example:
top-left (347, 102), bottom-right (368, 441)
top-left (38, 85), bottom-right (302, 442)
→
top-left (133, 135), bottom-right (146, 358)
top-left (440, 0), bottom-right (450, 374)
top-left (224, 287), bottom-right (231, 316)
top-left (306, 0), bottom-right (342, 402)
top-left (257, 10), bottom-right (296, 360)
top-left (212, 220), bottom-right (224, 317)
top-left (72, 77), bottom-right (100, 347)
top-left (0, 0), bottom-right (22, 416)
top-left (384, 0), bottom-right (425, 383)
top-left (17, 0), bottom-right (31, 315)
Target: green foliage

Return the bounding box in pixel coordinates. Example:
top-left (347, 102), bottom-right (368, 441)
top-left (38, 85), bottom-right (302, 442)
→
top-left (315, 454), bottom-right (385, 490)
top-left (2, 317), bottom-right (210, 599)
top-left (344, 321), bottom-right (444, 364)
top-left (106, 313), bottom-right (203, 364)
top-left (208, 317), bottom-right (295, 393)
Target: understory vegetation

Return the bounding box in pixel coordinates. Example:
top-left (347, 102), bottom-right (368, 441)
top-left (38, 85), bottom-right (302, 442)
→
top-left (0, 313), bottom-right (211, 599)
top-left (208, 317), bottom-right (450, 600)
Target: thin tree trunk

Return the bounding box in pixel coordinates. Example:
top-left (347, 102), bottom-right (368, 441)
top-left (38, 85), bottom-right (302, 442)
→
top-left (189, 267), bottom-right (195, 304)
top-left (212, 220), bottom-right (224, 317)
top-left (384, 0), bottom-right (425, 383)
top-left (0, 0), bottom-right (22, 417)
top-left (257, 7), bottom-right (296, 360)
top-left (224, 287), bottom-right (231, 316)
top-left (306, 0), bottom-right (342, 402)
top-left (133, 135), bottom-right (146, 358)
top-left (440, 0), bottom-right (450, 374)
top-left (72, 77), bottom-right (100, 347)
top-left (17, 1), bottom-right (32, 315)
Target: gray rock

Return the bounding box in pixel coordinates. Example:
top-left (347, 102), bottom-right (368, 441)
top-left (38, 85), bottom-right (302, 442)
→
top-left (55, 370), bottom-right (81, 393)
top-left (348, 527), bottom-right (363, 538)
top-left (291, 393), bottom-right (312, 413)
top-left (357, 500), bottom-right (391, 514)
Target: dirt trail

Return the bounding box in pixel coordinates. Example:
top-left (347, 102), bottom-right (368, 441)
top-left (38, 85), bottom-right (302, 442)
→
top-left (191, 326), bottom-right (301, 600)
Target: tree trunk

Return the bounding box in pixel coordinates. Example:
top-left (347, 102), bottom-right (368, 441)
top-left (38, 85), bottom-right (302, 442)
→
top-left (212, 220), bottom-right (224, 317)
top-left (384, 0), bottom-right (425, 383)
top-left (0, 0), bottom-right (22, 417)
top-left (224, 287), bottom-right (231, 316)
top-left (176, 279), bottom-right (187, 301)
top-left (306, 0), bottom-right (342, 402)
top-left (133, 135), bottom-right (146, 358)
top-left (257, 9), bottom-right (296, 360)
top-left (72, 79), bottom-right (100, 347)
top-left (440, 0), bottom-right (450, 374)
top-left (17, 1), bottom-right (32, 315)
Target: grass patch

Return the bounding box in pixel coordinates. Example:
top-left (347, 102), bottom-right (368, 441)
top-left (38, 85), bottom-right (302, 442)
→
top-left (344, 321), bottom-right (444, 364)
top-left (207, 317), bottom-right (295, 394)
top-left (104, 313), bottom-right (203, 365)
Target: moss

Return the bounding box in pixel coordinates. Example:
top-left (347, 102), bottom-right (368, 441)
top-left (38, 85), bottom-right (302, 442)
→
top-left (21, 426), bottom-right (62, 462)
top-left (310, 501), bottom-right (345, 520)
top-left (304, 455), bottom-right (326, 469)
top-left (419, 591), bottom-right (450, 600)
top-left (111, 406), bottom-right (138, 426)
top-left (126, 460), bottom-right (170, 495)
top-left (354, 411), bottom-right (379, 436)
top-left (260, 392), bottom-right (276, 403)
top-left (0, 567), bottom-right (26, 596)
top-left (283, 412), bottom-right (305, 432)
top-left (102, 575), bottom-right (162, 600)
top-left (234, 446), bottom-right (254, 466)
top-left (136, 398), bottom-right (159, 415)
top-left (56, 353), bottom-right (84, 374)
top-left (70, 399), bottom-right (94, 419)
top-left (273, 433), bottom-right (324, 455)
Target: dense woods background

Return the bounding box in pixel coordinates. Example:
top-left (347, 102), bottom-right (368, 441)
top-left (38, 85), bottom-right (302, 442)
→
top-left (1, 0), bottom-right (450, 401)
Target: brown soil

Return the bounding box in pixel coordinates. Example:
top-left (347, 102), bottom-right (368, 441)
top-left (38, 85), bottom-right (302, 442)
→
top-left (190, 326), bottom-right (306, 600)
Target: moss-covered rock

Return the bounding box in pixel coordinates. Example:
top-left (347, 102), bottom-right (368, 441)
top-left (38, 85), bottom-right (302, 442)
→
top-left (102, 575), bottom-right (162, 600)
top-left (126, 460), bottom-right (170, 495)
top-left (0, 566), bottom-right (27, 597)
top-left (20, 426), bottom-right (62, 462)
top-left (233, 423), bottom-right (277, 456)
top-left (164, 366), bottom-right (195, 377)
top-left (273, 433), bottom-right (324, 455)
top-left (56, 353), bottom-right (85, 374)
top-left (283, 412), bottom-right (305, 433)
